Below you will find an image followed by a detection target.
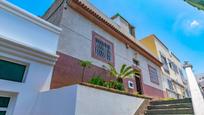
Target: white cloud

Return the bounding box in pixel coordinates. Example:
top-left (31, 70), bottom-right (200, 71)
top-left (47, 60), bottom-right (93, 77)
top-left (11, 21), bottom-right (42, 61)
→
top-left (190, 20), bottom-right (199, 28)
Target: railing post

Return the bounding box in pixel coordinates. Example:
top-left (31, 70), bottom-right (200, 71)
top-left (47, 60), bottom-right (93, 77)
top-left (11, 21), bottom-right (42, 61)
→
top-left (183, 61), bottom-right (204, 115)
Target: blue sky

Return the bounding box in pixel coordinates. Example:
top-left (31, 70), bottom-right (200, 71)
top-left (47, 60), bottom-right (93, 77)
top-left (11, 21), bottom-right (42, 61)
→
top-left (7, 0), bottom-right (204, 74)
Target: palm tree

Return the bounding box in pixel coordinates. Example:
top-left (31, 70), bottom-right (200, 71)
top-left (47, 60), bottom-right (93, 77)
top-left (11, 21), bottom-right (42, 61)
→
top-left (108, 64), bottom-right (139, 83)
top-left (80, 60), bottom-right (92, 82)
top-left (185, 0), bottom-right (204, 11)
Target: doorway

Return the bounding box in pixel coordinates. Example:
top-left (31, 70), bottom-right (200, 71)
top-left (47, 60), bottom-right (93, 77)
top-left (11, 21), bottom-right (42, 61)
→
top-left (135, 75), bottom-right (143, 94)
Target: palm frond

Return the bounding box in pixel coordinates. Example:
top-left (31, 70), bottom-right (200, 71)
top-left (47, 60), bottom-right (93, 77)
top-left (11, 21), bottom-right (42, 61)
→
top-left (120, 64), bottom-right (127, 74)
top-left (108, 63), bottom-right (118, 77)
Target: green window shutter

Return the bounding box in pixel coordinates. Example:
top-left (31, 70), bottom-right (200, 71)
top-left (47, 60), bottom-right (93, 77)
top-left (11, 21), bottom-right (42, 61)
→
top-left (0, 97), bottom-right (10, 108)
top-left (0, 59), bottom-right (26, 82)
top-left (0, 111), bottom-right (6, 115)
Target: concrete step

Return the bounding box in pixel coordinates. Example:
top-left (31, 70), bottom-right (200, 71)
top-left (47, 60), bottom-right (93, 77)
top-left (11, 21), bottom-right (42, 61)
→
top-left (150, 98), bottom-right (192, 105)
top-left (147, 103), bottom-right (193, 110)
top-left (145, 108), bottom-right (194, 114)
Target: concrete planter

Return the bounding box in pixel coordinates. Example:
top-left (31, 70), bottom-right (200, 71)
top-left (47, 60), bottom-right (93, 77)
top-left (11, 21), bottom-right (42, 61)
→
top-left (32, 84), bottom-right (147, 115)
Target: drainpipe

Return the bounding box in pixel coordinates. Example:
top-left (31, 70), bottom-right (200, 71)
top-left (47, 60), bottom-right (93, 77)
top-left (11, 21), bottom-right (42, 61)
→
top-left (183, 61), bottom-right (204, 115)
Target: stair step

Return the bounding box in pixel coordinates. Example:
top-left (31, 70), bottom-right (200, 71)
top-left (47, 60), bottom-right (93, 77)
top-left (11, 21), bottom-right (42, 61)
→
top-left (145, 108), bottom-right (194, 114)
top-left (148, 103), bottom-right (193, 110)
top-left (150, 98), bottom-right (192, 105)
top-left (145, 114), bottom-right (193, 115)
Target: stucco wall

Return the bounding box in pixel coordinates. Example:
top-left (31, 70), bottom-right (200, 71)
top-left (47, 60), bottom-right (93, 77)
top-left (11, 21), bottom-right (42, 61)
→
top-left (0, 8), bottom-right (59, 54)
top-left (0, 2), bottom-right (60, 115)
top-left (155, 39), bottom-right (184, 93)
top-left (32, 85), bottom-right (145, 115)
top-left (52, 4), bottom-right (164, 95)
top-left (0, 46), bottom-right (55, 115)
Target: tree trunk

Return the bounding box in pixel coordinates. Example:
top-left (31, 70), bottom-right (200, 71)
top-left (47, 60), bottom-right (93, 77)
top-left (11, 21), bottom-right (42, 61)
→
top-left (81, 67), bottom-right (85, 82)
top-left (117, 77), bottom-right (123, 83)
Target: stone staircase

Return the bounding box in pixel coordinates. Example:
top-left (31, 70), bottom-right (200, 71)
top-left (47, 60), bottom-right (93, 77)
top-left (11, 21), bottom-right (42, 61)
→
top-left (145, 98), bottom-right (194, 115)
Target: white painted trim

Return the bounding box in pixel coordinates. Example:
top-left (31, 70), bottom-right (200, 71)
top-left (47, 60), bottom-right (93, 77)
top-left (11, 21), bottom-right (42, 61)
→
top-left (0, 0), bottom-right (62, 34)
top-left (0, 35), bottom-right (58, 65)
top-left (0, 108), bottom-right (7, 111)
top-left (0, 92), bottom-right (17, 115)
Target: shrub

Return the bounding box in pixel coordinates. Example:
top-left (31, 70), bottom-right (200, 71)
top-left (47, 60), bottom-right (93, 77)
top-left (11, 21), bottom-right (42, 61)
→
top-left (89, 76), bottom-right (124, 91)
top-left (89, 76), bottom-right (105, 86)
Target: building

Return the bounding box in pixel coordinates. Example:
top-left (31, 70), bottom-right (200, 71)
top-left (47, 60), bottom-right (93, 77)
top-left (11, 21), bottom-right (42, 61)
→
top-left (140, 35), bottom-right (186, 99)
top-left (0, 1), bottom-right (61, 115)
top-left (43, 0), bottom-right (167, 98)
top-left (196, 73), bottom-right (204, 92)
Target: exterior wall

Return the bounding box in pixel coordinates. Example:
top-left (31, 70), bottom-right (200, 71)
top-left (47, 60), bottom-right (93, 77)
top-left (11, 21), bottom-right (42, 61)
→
top-left (0, 2), bottom-right (60, 54)
top-left (112, 16), bottom-right (130, 35)
top-left (32, 85), bottom-right (145, 115)
top-left (154, 38), bottom-right (185, 98)
top-left (0, 1), bottom-right (60, 115)
top-left (48, 3), bottom-right (165, 98)
top-left (140, 35), bottom-right (158, 57)
top-left (140, 35), bottom-right (185, 98)
top-left (0, 48), bottom-right (54, 115)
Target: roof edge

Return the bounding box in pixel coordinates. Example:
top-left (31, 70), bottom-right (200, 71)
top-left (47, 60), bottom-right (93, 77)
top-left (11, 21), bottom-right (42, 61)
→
top-left (0, 0), bottom-right (62, 34)
top-left (68, 0), bottom-right (162, 67)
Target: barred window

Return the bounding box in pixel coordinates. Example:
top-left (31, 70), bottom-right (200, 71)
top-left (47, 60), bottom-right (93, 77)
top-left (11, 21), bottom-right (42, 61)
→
top-left (92, 32), bottom-right (114, 64)
top-left (148, 65), bottom-right (159, 85)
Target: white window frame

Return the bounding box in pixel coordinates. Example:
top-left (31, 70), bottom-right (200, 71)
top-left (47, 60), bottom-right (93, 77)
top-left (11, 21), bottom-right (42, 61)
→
top-left (0, 56), bottom-right (29, 83)
top-left (0, 92), bottom-right (17, 115)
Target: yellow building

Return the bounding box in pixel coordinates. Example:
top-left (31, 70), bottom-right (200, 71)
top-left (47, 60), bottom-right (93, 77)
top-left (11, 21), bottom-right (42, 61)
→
top-left (140, 35), bottom-right (186, 99)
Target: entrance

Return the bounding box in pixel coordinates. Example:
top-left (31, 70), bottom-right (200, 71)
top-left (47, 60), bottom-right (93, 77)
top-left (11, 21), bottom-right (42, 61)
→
top-left (135, 75), bottom-right (143, 94)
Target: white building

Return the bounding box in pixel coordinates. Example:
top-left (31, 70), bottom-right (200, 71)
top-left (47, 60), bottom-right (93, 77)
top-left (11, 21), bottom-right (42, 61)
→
top-left (0, 1), bottom-right (61, 115)
top-left (43, 0), bottom-right (166, 98)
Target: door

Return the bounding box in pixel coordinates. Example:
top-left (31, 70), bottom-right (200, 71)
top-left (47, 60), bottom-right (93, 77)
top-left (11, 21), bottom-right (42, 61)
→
top-left (135, 75), bottom-right (143, 94)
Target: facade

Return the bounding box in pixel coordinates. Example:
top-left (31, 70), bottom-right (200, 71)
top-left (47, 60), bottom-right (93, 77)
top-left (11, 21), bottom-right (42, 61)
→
top-left (0, 1), bottom-right (61, 115)
top-left (196, 73), bottom-right (204, 92)
top-left (140, 35), bottom-right (186, 99)
top-left (43, 0), bottom-right (167, 98)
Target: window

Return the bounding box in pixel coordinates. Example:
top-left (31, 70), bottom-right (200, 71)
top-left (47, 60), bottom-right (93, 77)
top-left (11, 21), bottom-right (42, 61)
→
top-left (0, 59), bottom-right (26, 82)
top-left (92, 32), bottom-right (114, 64)
top-left (168, 79), bottom-right (174, 90)
top-left (160, 54), bottom-right (169, 74)
top-left (132, 58), bottom-right (140, 66)
top-left (179, 69), bottom-right (184, 77)
top-left (0, 96), bottom-right (10, 115)
top-left (148, 65), bottom-right (159, 84)
top-left (168, 59), bottom-right (179, 74)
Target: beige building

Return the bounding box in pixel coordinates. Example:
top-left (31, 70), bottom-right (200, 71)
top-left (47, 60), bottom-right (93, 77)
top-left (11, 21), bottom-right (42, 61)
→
top-left (140, 35), bottom-right (186, 98)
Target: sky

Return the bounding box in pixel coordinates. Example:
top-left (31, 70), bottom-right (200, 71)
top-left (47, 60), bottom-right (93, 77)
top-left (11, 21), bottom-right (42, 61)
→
top-left (7, 0), bottom-right (204, 74)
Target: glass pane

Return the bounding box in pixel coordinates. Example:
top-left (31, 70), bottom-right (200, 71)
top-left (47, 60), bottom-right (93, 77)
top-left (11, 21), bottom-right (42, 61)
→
top-left (0, 111), bottom-right (6, 115)
top-left (0, 97), bottom-right (10, 107)
top-left (0, 59), bottom-right (26, 82)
